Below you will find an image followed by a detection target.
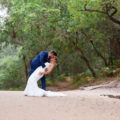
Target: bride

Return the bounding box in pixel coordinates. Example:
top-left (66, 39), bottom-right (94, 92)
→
top-left (24, 57), bottom-right (66, 97)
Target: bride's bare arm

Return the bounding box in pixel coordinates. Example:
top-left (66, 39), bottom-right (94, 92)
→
top-left (39, 64), bottom-right (55, 75)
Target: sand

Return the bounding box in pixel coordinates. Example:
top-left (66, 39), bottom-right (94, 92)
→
top-left (0, 89), bottom-right (120, 120)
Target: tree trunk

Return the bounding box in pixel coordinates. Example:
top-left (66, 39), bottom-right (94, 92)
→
top-left (90, 40), bottom-right (108, 66)
top-left (80, 30), bottom-right (108, 66)
top-left (74, 44), bottom-right (96, 77)
top-left (22, 56), bottom-right (29, 82)
top-left (109, 28), bottom-right (120, 61)
top-left (72, 32), bottom-right (96, 77)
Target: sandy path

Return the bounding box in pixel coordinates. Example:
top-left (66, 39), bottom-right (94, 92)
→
top-left (0, 90), bottom-right (120, 120)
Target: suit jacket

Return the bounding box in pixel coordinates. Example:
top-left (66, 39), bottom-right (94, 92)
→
top-left (30, 51), bottom-right (50, 70)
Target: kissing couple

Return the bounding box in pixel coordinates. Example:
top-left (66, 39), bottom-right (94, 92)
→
top-left (24, 50), bottom-right (66, 97)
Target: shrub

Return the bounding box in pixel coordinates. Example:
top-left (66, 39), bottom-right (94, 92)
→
top-left (0, 56), bottom-right (25, 90)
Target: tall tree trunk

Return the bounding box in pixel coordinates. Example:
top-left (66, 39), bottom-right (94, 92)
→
top-left (73, 43), bottom-right (96, 77)
top-left (90, 40), bottom-right (108, 66)
top-left (109, 28), bottom-right (120, 61)
top-left (108, 38), bottom-right (114, 66)
top-left (73, 32), bottom-right (96, 77)
top-left (22, 56), bottom-right (29, 82)
top-left (81, 29), bottom-right (108, 66)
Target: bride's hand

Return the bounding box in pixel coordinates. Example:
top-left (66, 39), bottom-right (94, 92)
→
top-left (45, 68), bottom-right (48, 72)
top-left (39, 72), bottom-right (44, 75)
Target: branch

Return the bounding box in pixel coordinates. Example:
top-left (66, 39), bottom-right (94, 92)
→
top-left (78, 3), bottom-right (120, 25)
top-left (108, 15), bottom-right (120, 25)
top-left (105, 5), bottom-right (120, 25)
top-left (78, 4), bottom-right (106, 14)
top-left (12, 37), bottom-right (23, 46)
top-left (109, 6), bottom-right (118, 16)
top-left (80, 29), bottom-right (89, 38)
top-left (4, 29), bottom-right (23, 46)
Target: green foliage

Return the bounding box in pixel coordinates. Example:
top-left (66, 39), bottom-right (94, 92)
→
top-left (72, 73), bottom-right (93, 87)
top-left (0, 44), bottom-right (25, 90)
top-left (0, 0), bottom-right (120, 89)
top-left (0, 55), bottom-right (25, 89)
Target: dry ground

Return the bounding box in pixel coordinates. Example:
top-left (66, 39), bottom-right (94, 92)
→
top-left (0, 89), bottom-right (120, 120)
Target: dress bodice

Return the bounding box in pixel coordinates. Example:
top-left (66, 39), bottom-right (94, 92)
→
top-left (45, 62), bottom-right (50, 69)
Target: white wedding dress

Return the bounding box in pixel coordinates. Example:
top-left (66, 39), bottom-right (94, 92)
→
top-left (24, 62), bottom-right (66, 97)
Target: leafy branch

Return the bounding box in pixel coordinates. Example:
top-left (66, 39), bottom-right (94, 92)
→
top-left (78, 2), bottom-right (120, 25)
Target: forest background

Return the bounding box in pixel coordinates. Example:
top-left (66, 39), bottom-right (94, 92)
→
top-left (0, 0), bottom-right (120, 90)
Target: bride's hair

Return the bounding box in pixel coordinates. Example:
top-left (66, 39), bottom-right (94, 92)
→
top-left (54, 57), bottom-right (58, 63)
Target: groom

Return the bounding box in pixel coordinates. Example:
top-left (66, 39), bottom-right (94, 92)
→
top-left (29, 50), bottom-right (57, 90)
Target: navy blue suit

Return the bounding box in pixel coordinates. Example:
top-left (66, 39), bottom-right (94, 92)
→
top-left (29, 51), bottom-right (50, 90)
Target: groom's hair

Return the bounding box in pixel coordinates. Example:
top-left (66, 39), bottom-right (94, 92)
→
top-left (50, 50), bottom-right (57, 56)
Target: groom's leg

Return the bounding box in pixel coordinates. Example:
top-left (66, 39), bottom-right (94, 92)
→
top-left (41, 76), bottom-right (46, 90)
